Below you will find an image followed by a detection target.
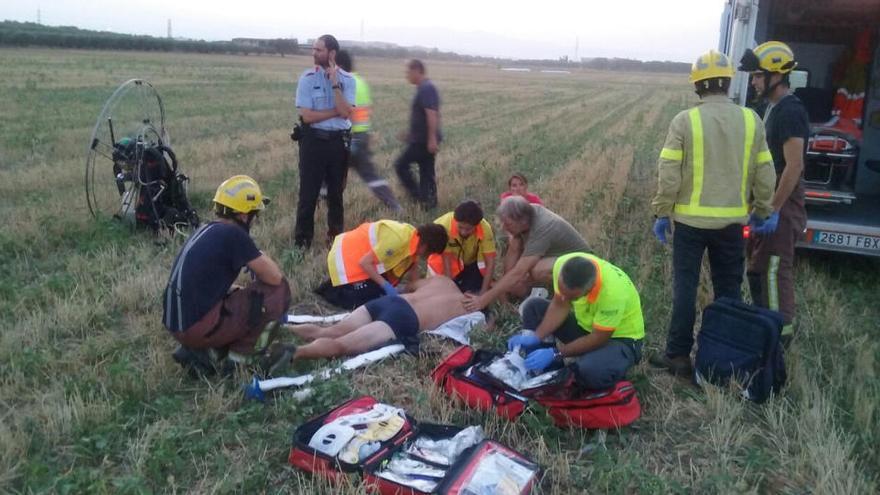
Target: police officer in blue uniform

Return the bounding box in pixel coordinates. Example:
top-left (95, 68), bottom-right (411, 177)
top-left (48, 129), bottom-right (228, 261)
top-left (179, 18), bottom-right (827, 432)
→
top-left (293, 34), bottom-right (356, 248)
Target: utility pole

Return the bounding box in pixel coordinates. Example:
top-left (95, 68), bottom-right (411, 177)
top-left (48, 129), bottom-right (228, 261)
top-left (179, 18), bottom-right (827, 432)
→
top-left (167, 19), bottom-right (172, 39)
top-left (574, 36), bottom-right (579, 62)
top-left (360, 18), bottom-right (364, 42)
top-left (37, 7), bottom-right (41, 24)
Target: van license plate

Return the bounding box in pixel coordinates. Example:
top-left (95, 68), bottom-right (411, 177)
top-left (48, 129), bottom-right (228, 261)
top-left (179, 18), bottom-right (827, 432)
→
top-left (813, 231), bottom-right (880, 251)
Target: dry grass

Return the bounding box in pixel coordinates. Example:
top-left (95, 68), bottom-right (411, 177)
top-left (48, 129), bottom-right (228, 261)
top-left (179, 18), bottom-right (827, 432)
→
top-left (1, 47), bottom-right (878, 494)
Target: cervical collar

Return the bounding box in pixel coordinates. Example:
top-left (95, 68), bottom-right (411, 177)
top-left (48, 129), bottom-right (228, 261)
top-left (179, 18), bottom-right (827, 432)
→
top-left (337, 414), bottom-right (406, 464)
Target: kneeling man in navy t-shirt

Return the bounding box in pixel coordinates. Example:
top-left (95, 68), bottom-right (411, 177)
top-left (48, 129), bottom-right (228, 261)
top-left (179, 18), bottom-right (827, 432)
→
top-left (162, 175), bottom-right (291, 375)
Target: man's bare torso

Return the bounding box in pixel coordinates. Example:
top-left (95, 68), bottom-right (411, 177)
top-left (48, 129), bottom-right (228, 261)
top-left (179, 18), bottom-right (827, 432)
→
top-left (400, 277), bottom-right (468, 330)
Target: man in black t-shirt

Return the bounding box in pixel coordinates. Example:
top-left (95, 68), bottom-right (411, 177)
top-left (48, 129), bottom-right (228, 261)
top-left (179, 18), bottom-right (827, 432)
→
top-left (739, 41), bottom-right (809, 345)
top-left (394, 59), bottom-right (442, 210)
top-left (163, 175), bottom-right (291, 375)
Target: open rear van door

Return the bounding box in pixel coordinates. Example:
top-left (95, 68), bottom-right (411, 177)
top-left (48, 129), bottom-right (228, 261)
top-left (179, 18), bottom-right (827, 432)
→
top-left (720, 0), bottom-right (761, 105)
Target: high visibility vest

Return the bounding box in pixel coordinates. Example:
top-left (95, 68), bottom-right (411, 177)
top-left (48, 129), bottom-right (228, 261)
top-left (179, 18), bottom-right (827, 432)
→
top-left (327, 220), bottom-right (418, 286)
top-left (673, 106), bottom-right (753, 218)
top-left (351, 73), bottom-right (371, 134)
top-left (427, 214), bottom-right (495, 278)
top-left (552, 252), bottom-right (645, 341)
top-left (653, 97), bottom-right (776, 230)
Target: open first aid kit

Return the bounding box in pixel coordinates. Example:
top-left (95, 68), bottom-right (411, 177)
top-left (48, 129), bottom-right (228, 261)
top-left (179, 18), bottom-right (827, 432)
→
top-left (431, 346), bottom-right (641, 429)
top-left (289, 395), bottom-right (541, 494)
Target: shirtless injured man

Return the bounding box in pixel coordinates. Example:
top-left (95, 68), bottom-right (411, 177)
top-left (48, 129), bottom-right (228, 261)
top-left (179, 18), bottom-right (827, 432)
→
top-left (287, 276), bottom-right (467, 361)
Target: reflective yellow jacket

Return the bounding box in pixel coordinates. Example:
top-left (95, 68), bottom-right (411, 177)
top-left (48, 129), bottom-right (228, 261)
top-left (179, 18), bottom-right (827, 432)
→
top-left (651, 94), bottom-right (776, 229)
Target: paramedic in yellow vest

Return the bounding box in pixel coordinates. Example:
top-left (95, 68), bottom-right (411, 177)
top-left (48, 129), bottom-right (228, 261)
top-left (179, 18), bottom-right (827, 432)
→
top-left (335, 51), bottom-right (403, 212)
top-left (648, 50), bottom-right (776, 377)
top-left (508, 253), bottom-right (645, 390)
top-left (427, 200), bottom-right (497, 294)
top-left (314, 220), bottom-right (448, 309)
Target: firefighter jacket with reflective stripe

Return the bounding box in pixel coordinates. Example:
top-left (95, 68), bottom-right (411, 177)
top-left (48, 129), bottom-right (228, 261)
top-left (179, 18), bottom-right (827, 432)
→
top-left (327, 220), bottom-right (418, 286)
top-left (651, 94), bottom-right (776, 230)
top-left (427, 212), bottom-right (496, 278)
top-left (351, 73), bottom-right (371, 134)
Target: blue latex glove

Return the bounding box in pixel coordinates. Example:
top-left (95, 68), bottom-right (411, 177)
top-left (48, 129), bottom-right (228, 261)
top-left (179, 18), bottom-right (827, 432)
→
top-left (653, 217), bottom-right (671, 245)
top-left (507, 332), bottom-right (541, 352)
top-left (382, 281), bottom-right (399, 297)
top-left (748, 212), bottom-right (765, 230)
top-left (753, 211), bottom-right (780, 236)
top-left (524, 347), bottom-right (559, 371)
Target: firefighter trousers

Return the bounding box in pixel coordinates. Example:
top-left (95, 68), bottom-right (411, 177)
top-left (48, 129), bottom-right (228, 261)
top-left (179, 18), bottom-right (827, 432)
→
top-left (747, 200), bottom-right (807, 336)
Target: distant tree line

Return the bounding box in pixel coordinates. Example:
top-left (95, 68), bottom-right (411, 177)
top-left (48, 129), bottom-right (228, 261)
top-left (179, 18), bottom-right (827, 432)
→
top-left (345, 45), bottom-right (493, 64)
top-left (0, 21), bottom-right (297, 55)
top-left (502, 56), bottom-right (689, 73)
top-left (0, 20), bottom-right (689, 73)
top-left (581, 57), bottom-right (689, 73)
top-left (337, 45), bottom-right (689, 73)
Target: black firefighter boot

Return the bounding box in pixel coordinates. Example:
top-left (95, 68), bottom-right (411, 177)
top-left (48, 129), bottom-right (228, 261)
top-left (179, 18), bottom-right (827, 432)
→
top-left (172, 345), bottom-right (219, 378)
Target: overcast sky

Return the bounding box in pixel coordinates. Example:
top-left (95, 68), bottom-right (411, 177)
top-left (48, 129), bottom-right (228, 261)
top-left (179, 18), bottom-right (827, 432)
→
top-left (4, 0), bottom-right (726, 62)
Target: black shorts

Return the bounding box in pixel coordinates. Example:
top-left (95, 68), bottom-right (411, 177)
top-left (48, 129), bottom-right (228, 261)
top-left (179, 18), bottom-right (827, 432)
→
top-left (314, 278), bottom-right (384, 310)
top-left (364, 295), bottom-right (420, 350)
top-left (454, 262), bottom-right (484, 294)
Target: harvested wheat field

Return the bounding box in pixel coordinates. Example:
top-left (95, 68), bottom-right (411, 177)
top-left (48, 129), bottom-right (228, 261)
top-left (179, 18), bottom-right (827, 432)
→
top-left (1, 48), bottom-right (878, 494)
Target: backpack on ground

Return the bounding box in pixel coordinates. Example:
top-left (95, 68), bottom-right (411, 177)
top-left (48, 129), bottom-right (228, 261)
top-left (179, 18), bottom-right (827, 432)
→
top-left (694, 297), bottom-right (786, 403)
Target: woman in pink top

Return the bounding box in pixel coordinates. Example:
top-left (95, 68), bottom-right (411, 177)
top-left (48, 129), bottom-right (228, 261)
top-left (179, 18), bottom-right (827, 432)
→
top-left (500, 173), bottom-right (544, 206)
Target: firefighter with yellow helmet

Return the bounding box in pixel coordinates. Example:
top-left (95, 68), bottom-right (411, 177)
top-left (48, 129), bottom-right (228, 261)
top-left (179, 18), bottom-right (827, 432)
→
top-left (739, 41), bottom-right (809, 346)
top-left (649, 50), bottom-right (777, 376)
top-left (162, 175), bottom-right (292, 376)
